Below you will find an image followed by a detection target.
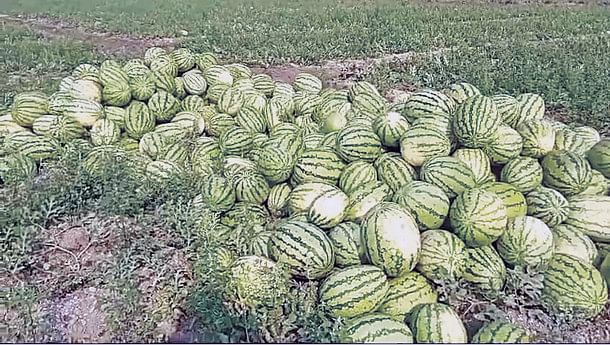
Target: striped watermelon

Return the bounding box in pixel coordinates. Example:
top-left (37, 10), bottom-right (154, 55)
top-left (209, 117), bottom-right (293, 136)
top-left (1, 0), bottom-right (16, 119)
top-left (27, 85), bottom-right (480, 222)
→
top-left (99, 60), bottom-right (129, 86)
top-left (231, 256), bottom-right (288, 307)
top-left (220, 202), bottom-right (269, 228)
top-left (319, 265), bottom-right (388, 318)
top-left (139, 132), bottom-right (167, 159)
top-left (252, 74), bottom-right (275, 97)
top-left (491, 94), bottom-right (521, 127)
top-left (586, 139), bottom-right (610, 178)
top-left (83, 145), bottom-right (127, 176)
top-left (472, 321), bottom-right (531, 343)
top-left (90, 118), bottom-right (120, 146)
top-left (218, 126), bottom-right (253, 155)
top-left (554, 127), bottom-right (588, 156)
top-left (174, 76), bottom-right (187, 99)
top-left (480, 182), bottom-right (527, 219)
top-left (207, 113), bottom-right (236, 137)
top-left (11, 92), bottom-right (49, 127)
top-left (73, 63), bottom-right (100, 82)
top-left (408, 303), bottom-right (467, 343)
top-left (345, 181), bottom-right (392, 222)
top-left (145, 160), bottom-right (183, 183)
top-left (307, 188), bottom-right (349, 229)
top-left (542, 150), bottom-right (592, 196)
top-left (335, 124), bottom-right (383, 162)
top-left (328, 222), bottom-right (365, 267)
top-left (339, 313), bottom-right (414, 343)
top-left (144, 47), bottom-right (167, 66)
top-left (399, 125), bottom-right (451, 167)
top-left (361, 202), bottom-right (421, 277)
top-left (200, 175), bottom-right (236, 212)
top-left (268, 220), bottom-right (334, 279)
top-left (303, 133), bottom-right (324, 150)
top-left (129, 73), bottom-right (156, 101)
top-left (293, 73), bottom-right (322, 95)
top-left (500, 156), bottom-right (543, 193)
top-left (149, 55), bottom-right (178, 77)
top-left (248, 231), bottom-right (273, 258)
top-left (452, 148), bottom-right (493, 186)
top-left (256, 146), bottom-right (296, 184)
top-left (125, 101), bottom-right (156, 139)
top-left (19, 136), bottom-right (58, 160)
top-left (206, 84), bottom-right (230, 104)
top-left (453, 95), bottom-right (501, 148)
top-left (377, 272), bottom-right (438, 320)
top-left (266, 183), bottom-right (292, 216)
top-left (48, 91), bottom-right (73, 115)
top-left (217, 88), bottom-right (244, 116)
top-left (573, 126), bottom-right (600, 152)
top-left (517, 119), bottom-right (556, 158)
top-left (3, 131), bottom-right (36, 152)
top-left (338, 161), bottom-right (378, 195)
top-left (69, 79), bottom-right (102, 102)
top-left (182, 70), bottom-right (208, 96)
top-left (553, 224), bottom-right (598, 265)
top-left (580, 169), bottom-right (609, 196)
top-left (170, 48), bottom-right (195, 72)
top-left (321, 106), bottom-right (350, 133)
top-left (393, 181), bottom-right (449, 230)
top-left (161, 141), bottom-right (190, 165)
top-left (443, 82), bottom-right (480, 104)
top-left (288, 182), bottom-right (337, 215)
top-left (450, 188), bottom-right (507, 247)
top-left (0, 154), bottom-right (37, 182)
top-left (59, 75), bottom-right (76, 92)
top-left (372, 111), bottom-right (410, 148)
top-left (348, 81), bottom-right (381, 102)
top-left (402, 89), bottom-right (455, 122)
top-left (104, 106), bottom-right (126, 129)
top-left (123, 59), bottom-right (149, 79)
top-left (565, 195), bottom-right (610, 242)
top-left (32, 115), bottom-right (57, 136)
top-left (515, 93), bottom-right (545, 125)
top-left (181, 95), bottom-right (207, 114)
top-left (374, 153), bottom-right (417, 193)
top-left (483, 125), bottom-right (523, 165)
top-left (148, 91), bottom-right (180, 122)
top-left (542, 254), bottom-right (608, 319)
top-left (154, 122), bottom-right (190, 142)
top-left (526, 186), bottom-right (569, 227)
top-left (416, 229), bottom-right (466, 281)
top-left (292, 147), bottom-right (346, 185)
top-left (420, 156), bottom-right (477, 199)
top-left (194, 52), bottom-right (218, 71)
top-left (226, 63), bottom-right (252, 81)
top-left (232, 171), bottom-right (270, 204)
top-left (463, 246), bottom-right (506, 292)
top-left (274, 82), bottom-right (295, 99)
top-left (497, 216), bottom-right (554, 268)
top-left (204, 65), bottom-right (233, 87)
top-left (351, 92), bottom-right (386, 118)
top-left (102, 80), bottom-right (131, 107)
top-left (171, 111), bottom-right (205, 135)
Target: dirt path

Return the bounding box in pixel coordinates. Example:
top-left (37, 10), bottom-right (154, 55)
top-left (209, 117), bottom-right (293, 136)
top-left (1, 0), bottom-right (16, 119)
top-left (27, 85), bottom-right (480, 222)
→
top-left (0, 14), bottom-right (180, 57)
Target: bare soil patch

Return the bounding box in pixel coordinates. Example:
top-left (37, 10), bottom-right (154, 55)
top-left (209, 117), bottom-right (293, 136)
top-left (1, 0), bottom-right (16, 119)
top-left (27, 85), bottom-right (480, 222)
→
top-left (0, 14), bottom-right (180, 57)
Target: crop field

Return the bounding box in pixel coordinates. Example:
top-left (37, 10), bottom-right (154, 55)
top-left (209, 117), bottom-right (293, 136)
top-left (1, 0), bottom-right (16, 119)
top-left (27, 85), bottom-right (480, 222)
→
top-left (1, 0), bottom-right (610, 343)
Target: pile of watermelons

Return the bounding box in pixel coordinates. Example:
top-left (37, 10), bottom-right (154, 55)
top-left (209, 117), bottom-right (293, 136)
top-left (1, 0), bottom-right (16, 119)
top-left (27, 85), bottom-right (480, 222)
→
top-left (1, 46), bottom-right (609, 343)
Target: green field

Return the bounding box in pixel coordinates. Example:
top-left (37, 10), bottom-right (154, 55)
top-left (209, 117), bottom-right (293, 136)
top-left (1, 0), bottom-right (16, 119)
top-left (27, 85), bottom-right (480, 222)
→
top-left (2, 0), bottom-right (610, 343)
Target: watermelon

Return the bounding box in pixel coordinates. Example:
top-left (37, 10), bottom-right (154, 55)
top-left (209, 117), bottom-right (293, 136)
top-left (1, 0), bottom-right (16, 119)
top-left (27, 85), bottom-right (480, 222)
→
top-left (149, 55), bottom-right (178, 77)
top-left (328, 222), bottom-right (366, 267)
top-left (307, 188), bottom-right (349, 229)
top-left (170, 48), bottom-right (195, 72)
top-left (443, 82), bottom-right (480, 104)
top-left (130, 73), bottom-right (156, 101)
top-left (480, 182), bottom-right (527, 219)
top-left (542, 254), bottom-right (608, 319)
top-left (552, 224), bottom-right (598, 265)
top-left (90, 118), bottom-right (120, 146)
top-left (374, 152), bottom-right (417, 192)
top-left (69, 79), bottom-right (102, 102)
top-left (420, 156), bottom-right (476, 199)
top-left (408, 303), bottom-right (467, 343)
top-left (232, 171), bottom-right (270, 204)
top-left (500, 156), bottom-right (543, 193)
top-left (231, 256), bottom-right (288, 307)
top-left (344, 181), bottom-right (392, 222)
top-left (483, 125), bottom-right (523, 165)
top-left (200, 175), bottom-right (236, 212)
top-left (104, 106), bottom-right (126, 129)
top-left (319, 265), bottom-right (388, 318)
top-left (416, 229), bottom-right (466, 281)
top-left (472, 321), bottom-right (531, 343)
top-left (491, 94), bottom-right (520, 127)
top-left (351, 91), bottom-right (386, 119)
top-left (402, 89), bottom-right (455, 122)
top-left (268, 220), bottom-right (334, 279)
top-left (372, 111), bottom-right (410, 147)
top-left (554, 127), bottom-right (588, 156)
top-left (19, 136), bottom-right (58, 160)
top-left (377, 272), bottom-right (438, 320)
top-left (573, 126), bottom-right (601, 151)
top-left (11, 92), bottom-right (49, 127)
top-left (252, 74), bottom-right (275, 97)
top-left (73, 63), bottom-right (100, 82)
top-left (564, 195), bottom-right (610, 242)
top-left (294, 73), bottom-right (322, 95)
top-left (393, 181), bottom-right (449, 230)
top-left (339, 313), bottom-right (414, 343)
top-left (541, 150), bottom-right (592, 196)
top-left (335, 124), bottom-right (383, 162)
top-left (99, 60), bottom-right (129, 86)
top-left (145, 160), bottom-right (183, 183)
top-left (515, 93), bottom-right (545, 125)
top-left (449, 188), bottom-right (508, 247)
top-left (399, 125), bottom-right (451, 167)
top-left (586, 139), bottom-right (610, 178)
top-left (148, 91), bottom-right (180, 122)
top-left (287, 182), bottom-right (337, 216)
top-left (348, 81), bottom-right (381, 101)
top-left (580, 170), bottom-right (609, 196)
top-left (144, 47), bottom-right (168, 66)
top-left (0, 154), bottom-right (37, 182)
top-left (497, 216), bottom-right (554, 268)
top-left (517, 119), bottom-right (556, 158)
top-left (361, 202), bottom-right (421, 277)
top-left (526, 186), bottom-right (569, 227)
top-left (124, 101), bottom-right (156, 139)
top-left (292, 147), bottom-right (346, 185)
top-left (83, 145), bottom-right (127, 176)
top-left (453, 95), bottom-right (501, 148)
top-left (452, 148), bottom-right (493, 185)
top-left (194, 52), bottom-right (218, 71)
top-left (463, 246), bottom-right (506, 292)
